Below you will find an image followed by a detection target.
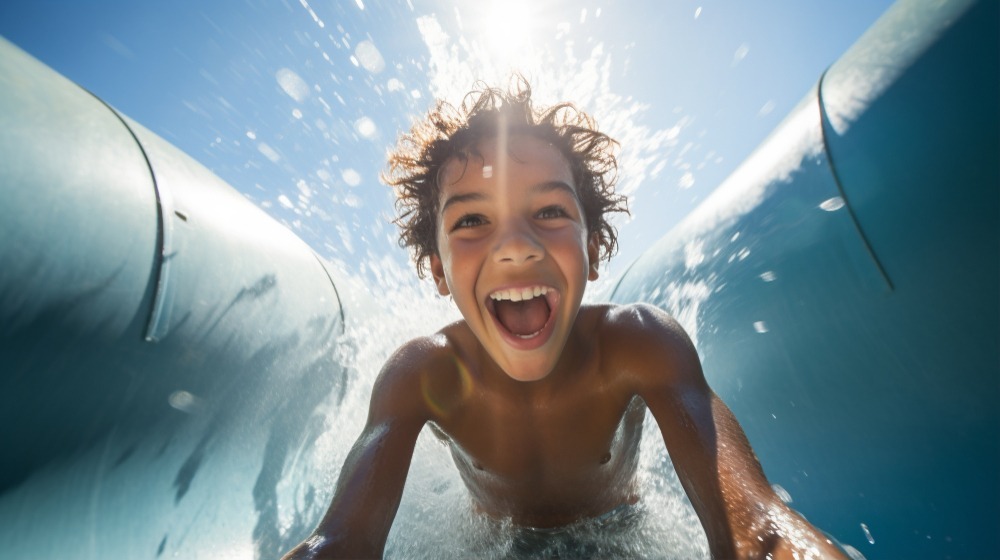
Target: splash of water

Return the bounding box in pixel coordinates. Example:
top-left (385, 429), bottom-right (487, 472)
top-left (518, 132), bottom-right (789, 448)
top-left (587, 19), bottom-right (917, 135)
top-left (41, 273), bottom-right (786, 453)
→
top-left (263, 260), bottom-right (708, 558)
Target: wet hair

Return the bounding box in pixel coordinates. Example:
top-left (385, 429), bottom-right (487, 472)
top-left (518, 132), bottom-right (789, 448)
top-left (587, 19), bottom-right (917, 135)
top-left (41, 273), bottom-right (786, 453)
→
top-left (382, 76), bottom-right (629, 278)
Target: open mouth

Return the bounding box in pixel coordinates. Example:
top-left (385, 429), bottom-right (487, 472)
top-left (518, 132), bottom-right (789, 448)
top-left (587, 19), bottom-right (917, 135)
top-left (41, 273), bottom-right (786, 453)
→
top-left (487, 286), bottom-right (558, 340)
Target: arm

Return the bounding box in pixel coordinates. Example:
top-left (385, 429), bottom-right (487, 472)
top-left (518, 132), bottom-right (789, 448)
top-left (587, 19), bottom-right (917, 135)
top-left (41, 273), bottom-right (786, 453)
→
top-left (622, 304), bottom-right (847, 560)
top-left (282, 338), bottom-right (436, 560)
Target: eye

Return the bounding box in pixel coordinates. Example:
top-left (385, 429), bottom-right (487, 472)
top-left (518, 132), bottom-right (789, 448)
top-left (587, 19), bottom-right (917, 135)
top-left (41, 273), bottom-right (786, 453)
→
top-left (536, 205), bottom-right (569, 220)
top-left (451, 214), bottom-right (487, 231)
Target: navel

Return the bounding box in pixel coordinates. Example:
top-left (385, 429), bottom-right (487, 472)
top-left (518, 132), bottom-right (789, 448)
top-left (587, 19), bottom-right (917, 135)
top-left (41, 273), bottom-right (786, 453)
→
top-left (473, 461), bottom-right (485, 471)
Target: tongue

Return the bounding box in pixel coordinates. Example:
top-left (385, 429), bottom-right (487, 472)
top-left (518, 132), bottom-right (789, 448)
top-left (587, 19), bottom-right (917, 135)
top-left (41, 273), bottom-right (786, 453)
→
top-left (495, 297), bottom-right (549, 336)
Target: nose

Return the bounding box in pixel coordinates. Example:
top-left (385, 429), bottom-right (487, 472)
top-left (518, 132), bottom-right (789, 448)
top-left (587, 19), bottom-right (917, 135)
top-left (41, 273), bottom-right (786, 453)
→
top-left (492, 219), bottom-right (544, 265)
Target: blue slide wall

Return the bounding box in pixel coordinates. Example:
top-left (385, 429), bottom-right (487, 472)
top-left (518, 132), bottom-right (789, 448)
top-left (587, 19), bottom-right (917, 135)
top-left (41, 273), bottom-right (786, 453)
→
top-left (611, 1), bottom-right (998, 557)
top-left (0, 33), bottom-right (350, 559)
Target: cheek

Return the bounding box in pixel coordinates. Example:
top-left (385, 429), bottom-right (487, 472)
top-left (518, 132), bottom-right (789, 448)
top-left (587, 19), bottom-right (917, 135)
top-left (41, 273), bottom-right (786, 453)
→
top-left (448, 235), bottom-right (490, 259)
top-left (545, 227), bottom-right (589, 255)
top-left (440, 242), bottom-right (481, 285)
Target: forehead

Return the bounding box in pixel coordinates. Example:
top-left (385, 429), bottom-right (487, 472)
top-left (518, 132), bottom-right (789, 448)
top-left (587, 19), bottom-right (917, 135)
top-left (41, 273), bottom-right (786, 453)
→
top-left (439, 134), bottom-right (574, 190)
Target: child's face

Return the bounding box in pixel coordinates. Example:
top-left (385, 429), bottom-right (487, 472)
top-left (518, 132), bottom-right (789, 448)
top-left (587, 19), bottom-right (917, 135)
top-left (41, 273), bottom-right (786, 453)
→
top-left (430, 134), bottom-right (599, 381)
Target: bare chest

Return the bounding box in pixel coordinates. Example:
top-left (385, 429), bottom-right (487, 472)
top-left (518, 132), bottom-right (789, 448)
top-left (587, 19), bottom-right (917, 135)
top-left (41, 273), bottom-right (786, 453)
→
top-left (431, 391), bottom-right (647, 523)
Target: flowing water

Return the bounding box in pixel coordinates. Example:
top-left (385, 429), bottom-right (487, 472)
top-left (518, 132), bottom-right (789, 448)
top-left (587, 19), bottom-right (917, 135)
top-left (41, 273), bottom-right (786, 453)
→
top-left (282, 274), bottom-right (711, 559)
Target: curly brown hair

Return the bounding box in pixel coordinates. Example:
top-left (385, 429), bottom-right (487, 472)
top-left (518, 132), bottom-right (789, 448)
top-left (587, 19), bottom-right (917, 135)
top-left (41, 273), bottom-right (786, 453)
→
top-left (382, 76), bottom-right (629, 278)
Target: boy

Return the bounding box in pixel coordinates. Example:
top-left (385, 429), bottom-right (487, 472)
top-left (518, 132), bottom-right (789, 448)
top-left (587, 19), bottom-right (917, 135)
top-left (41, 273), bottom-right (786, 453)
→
top-left (284, 79), bottom-right (847, 559)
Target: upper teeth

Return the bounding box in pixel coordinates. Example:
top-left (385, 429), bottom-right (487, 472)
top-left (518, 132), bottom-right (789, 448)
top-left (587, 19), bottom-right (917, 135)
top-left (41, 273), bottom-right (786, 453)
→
top-left (490, 286), bottom-right (549, 302)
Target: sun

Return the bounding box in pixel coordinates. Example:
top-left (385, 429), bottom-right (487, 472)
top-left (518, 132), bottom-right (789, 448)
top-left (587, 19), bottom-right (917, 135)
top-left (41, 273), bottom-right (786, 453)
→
top-left (477, 0), bottom-right (542, 66)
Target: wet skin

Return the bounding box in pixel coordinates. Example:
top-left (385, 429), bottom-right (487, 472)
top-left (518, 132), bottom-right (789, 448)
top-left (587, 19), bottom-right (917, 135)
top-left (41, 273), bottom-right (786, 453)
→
top-left (283, 136), bottom-right (848, 560)
top-left (426, 311), bottom-right (648, 527)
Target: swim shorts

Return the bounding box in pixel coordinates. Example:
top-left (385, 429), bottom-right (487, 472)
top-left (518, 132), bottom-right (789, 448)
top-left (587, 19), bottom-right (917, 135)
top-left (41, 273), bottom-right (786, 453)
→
top-left (505, 502), bottom-right (646, 559)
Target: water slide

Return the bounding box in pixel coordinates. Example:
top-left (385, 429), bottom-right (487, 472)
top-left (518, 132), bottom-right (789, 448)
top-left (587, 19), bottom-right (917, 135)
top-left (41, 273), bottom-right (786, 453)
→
top-left (0, 0), bottom-right (996, 558)
top-left (610, 1), bottom-right (998, 557)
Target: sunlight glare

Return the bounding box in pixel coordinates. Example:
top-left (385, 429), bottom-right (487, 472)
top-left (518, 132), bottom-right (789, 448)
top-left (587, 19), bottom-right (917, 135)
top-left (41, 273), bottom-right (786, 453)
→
top-left (478, 0), bottom-right (540, 66)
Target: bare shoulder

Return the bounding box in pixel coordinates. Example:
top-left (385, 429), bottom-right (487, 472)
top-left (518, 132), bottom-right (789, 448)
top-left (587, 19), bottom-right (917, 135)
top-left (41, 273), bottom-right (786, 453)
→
top-left (368, 330), bottom-right (461, 423)
top-left (378, 331), bottom-right (455, 380)
top-left (591, 302), bottom-right (704, 389)
top-left (594, 302), bottom-right (696, 353)
top-left (601, 302), bottom-right (688, 334)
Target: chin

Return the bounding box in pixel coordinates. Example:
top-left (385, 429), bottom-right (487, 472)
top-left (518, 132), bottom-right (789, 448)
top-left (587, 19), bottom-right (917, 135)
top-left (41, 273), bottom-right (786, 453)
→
top-left (505, 370), bottom-right (551, 383)
top-left (499, 359), bottom-right (557, 382)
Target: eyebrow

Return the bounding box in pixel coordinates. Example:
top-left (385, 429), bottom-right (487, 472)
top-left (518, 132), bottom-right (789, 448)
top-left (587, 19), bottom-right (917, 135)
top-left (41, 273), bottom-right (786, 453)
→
top-left (534, 180), bottom-right (578, 199)
top-left (440, 191), bottom-right (487, 214)
top-left (439, 181), bottom-right (578, 215)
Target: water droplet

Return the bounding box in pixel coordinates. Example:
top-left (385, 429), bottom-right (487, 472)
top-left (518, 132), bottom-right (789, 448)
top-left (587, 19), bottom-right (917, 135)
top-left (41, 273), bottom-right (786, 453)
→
top-left (760, 271), bottom-right (776, 282)
top-left (275, 68), bottom-right (310, 103)
top-left (820, 196), bottom-right (845, 211)
top-left (342, 168), bottom-right (361, 187)
top-left (733, 43), bottom-right (750, 65)
top-left (861, 523), bottom-right (875, 544)
top-left (296, 180), bottom-right (311, 197)
top-left (679, 171), bottom-right (695, 189)
top-left (354, 116), bottom-right (377, 138)
top-left (355, 40), bottom-right (385, 74)
top-left (168, 390), bottom-right (200, 413)
top-left (684, 240), bottom-right (705, 270)
top-left (257, 142), bottom-right (281, 163)
top-left (771, 484), bottom-right (792, 504)
top-left (753, 321), bottom-right (768, 333)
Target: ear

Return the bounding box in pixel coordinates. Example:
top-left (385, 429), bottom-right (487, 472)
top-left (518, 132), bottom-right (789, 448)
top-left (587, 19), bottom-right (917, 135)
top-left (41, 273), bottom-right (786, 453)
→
top-left (587, 233), bottom-right (600, 281)
top-left (429, 254), bottom-right (451, 296)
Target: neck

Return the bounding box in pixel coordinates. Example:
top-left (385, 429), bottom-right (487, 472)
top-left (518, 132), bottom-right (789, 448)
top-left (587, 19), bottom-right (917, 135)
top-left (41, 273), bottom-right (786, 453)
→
top-left (484, 321), bottom-right (592, 401)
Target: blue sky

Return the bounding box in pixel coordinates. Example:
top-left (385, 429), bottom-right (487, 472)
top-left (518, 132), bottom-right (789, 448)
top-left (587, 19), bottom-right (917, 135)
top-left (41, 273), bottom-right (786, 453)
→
top-left (0, 0), bottom-right (894, 287)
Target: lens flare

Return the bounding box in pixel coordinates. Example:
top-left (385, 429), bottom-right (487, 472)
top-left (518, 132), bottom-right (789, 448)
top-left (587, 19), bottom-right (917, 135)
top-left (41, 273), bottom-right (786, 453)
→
top-left (420, 354), bottom-right (474, 418)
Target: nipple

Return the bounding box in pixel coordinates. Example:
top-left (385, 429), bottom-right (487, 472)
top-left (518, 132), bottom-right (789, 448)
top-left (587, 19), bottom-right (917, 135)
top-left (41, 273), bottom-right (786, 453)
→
top-left (600, 452), bottom-right (611, 465)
